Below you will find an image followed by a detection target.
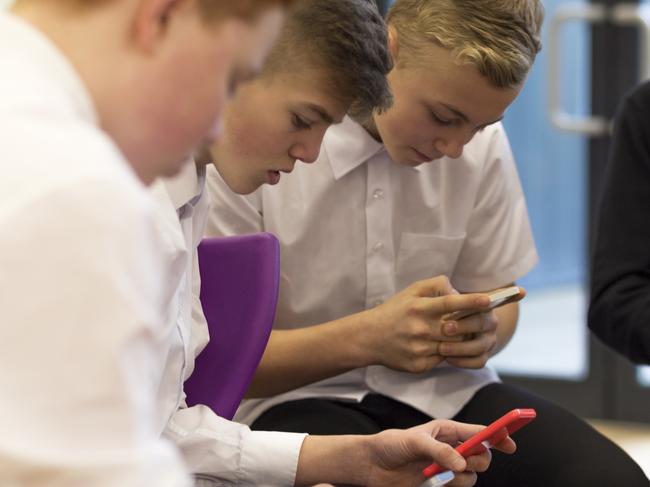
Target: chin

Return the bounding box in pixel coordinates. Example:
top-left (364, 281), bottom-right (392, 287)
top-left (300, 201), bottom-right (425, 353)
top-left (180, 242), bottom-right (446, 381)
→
top-left (394, 152), bottom-right (421, 167)
top-left (227, 176), bottom-right (261, 196)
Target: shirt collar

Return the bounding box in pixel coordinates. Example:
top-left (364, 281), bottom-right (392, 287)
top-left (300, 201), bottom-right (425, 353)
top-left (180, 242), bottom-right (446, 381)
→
top-left (323, 116), bottom-right (385, 180)
top-left (162, 160), bottom-right (206, 212)
top-left (323, 116), bottom-right (423, 178)
top-left (0, 12), bottom-right (98, 126)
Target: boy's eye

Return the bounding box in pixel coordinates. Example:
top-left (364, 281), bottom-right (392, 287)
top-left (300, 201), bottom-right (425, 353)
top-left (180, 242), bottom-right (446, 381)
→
top-left (292, 113), bottom-right (313, 130)
top-left (430, 111), bottom-right (453, 126)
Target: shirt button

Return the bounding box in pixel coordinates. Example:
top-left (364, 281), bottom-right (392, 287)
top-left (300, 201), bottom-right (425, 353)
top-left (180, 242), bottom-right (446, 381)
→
top-left (372, 242), bottom-right (384, 253)
top-left (372, 189), bottom-right (384, 199)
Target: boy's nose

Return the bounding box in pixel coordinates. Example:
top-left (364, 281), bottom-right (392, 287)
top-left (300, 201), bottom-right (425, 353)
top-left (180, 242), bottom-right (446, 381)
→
top-left (434, 138), bottom-right (464, 159)
top-left (289, 139), bottom-right (322, 164)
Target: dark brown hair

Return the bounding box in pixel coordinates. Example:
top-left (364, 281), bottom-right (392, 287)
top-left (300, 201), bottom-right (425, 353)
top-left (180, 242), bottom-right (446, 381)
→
top-left (263, 0), bottom-right (393, 122)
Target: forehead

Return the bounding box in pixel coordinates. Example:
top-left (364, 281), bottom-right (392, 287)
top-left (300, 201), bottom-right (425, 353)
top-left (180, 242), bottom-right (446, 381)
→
top-left (395, 47), bottom-right (521, 123)
top-left (260, 69), bottom-right (350, 116)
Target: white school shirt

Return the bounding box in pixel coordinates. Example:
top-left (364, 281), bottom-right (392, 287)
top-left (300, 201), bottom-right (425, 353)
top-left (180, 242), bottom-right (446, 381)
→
top-left (151, 163), bottom-right (306, 487)
top-left (205, 116), bottom-right (539, 423)
top-left (0, 13), bottom-right (189, 487)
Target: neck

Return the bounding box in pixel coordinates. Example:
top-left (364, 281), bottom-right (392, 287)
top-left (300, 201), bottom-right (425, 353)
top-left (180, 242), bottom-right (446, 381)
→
top-left (362, 115), bottom-right (382, 142)
top-left (12, 1), bottom-right (156, 185)
top-left (11, 2), bottom-right (130, 128)
top-left (194, 146), bottom-right (215, 168)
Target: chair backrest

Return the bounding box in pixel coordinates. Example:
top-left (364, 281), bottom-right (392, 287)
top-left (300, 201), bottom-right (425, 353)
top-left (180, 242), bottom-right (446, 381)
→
top-left (184, 232), bottom-right (280, 420)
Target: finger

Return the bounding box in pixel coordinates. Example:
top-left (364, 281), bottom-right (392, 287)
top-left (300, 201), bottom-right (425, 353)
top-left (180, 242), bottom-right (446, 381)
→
top-left (428, 341), bottom-right (441, 356)
top-left (427, 420), bottom-right (485, 445)
top-left (492, 436), bottom-right (517, 454)
top-left (405, 432), bottom-right (467, 473)
top-left (465, 449), bottom-right (492, 473)
top-left (445, 355), bottom-right (489, 369)
top-left (414, 276), bottom-right (457, 298)
top-left (411, 354), bottom-right (446, 373)
top-left (447, 471), bottom-right (477, 487)
top-left (442, 313), bottom-right (497, 338)
top-left (439, 334), bottom-right (496, 358)
top-left (437, 333), bottom-right (465, 343)
top-left (420, 293), bottom-right (491, 317)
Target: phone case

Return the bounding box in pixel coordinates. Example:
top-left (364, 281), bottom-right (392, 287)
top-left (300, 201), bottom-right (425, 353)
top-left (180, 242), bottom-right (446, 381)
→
top-left (422, 408), bottom-right (537, 478)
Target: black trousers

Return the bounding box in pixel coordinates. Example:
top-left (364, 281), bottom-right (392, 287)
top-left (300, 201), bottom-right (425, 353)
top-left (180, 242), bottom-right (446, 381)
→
top-left (251, 383), bottom-right (650, 486)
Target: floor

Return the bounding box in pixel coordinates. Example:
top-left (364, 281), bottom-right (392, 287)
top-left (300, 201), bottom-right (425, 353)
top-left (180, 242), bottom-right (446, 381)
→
top-left (589, 419), bottom-right (650, 478)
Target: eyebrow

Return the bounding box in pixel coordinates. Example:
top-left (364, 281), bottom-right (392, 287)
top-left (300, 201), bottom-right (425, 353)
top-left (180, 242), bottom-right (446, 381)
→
top-left (439, 102), bottom-right (470, 123)
top-left (436, 102), bottom-right (504, 128)
top-left (303, 103), bottom-right (338, 125)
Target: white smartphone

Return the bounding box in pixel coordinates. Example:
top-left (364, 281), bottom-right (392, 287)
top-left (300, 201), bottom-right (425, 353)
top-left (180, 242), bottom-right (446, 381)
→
top-left (445, 286), bottom-right (521, 321)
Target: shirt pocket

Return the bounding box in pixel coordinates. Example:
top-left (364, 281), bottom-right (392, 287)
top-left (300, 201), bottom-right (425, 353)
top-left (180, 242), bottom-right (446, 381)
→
top-left (395, 232), bottom-right (466, 292)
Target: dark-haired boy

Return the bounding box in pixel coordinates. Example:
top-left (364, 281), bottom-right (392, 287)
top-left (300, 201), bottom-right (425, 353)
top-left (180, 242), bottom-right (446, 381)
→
top-left (153, 1), bottom-right (511, 486)
top-left (207, 0), bottom-right (650, 485)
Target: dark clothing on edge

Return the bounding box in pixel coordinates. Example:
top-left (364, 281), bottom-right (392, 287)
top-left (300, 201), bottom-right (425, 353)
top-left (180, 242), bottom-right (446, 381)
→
top-left (590, 81), bottom-right (650, 364)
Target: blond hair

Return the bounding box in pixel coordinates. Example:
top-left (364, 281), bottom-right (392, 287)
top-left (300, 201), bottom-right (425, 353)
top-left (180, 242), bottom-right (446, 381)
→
top-left (387, 0), bottom-right (544, 88)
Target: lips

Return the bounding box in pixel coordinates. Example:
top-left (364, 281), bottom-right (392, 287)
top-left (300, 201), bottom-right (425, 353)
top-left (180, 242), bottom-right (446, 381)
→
top-left (267, 163), bottom-right (295, 185)
top-left (413, 148), bottom-right (433, 162)
top-left (413, 148), bottom-right (444, 162)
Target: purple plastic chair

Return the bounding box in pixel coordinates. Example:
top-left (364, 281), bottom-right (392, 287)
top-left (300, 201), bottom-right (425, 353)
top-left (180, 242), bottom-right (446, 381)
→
top-left (184, 232), bottom-right (280, 420)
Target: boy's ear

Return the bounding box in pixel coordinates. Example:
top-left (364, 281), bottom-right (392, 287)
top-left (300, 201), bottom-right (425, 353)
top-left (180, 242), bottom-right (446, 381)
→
top-left (131, 0), bottom-right (181, 53)
top-left (388, 25), bottom-right (399, 62)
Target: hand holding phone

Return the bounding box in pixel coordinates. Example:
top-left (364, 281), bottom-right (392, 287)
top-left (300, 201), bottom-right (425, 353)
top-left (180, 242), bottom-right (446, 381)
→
top-left (444, 286), bottom-right (523, 322)
top-left (422, 408), bottom-right (536, 479)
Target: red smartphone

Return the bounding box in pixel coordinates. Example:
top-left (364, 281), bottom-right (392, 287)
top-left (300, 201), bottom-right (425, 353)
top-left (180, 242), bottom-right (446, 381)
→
top-left (422, 408), bottom-right (537, 478)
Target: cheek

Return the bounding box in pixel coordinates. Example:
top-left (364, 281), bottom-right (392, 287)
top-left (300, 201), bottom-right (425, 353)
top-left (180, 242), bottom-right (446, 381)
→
top-left (196, 73), bottom-right (229, 136)
top-left (188, 47), bottom-right (234, 141)
top-left (381, 106), bottom-right (418, 146)
top-left (228, 111), bottom-right (289, 161)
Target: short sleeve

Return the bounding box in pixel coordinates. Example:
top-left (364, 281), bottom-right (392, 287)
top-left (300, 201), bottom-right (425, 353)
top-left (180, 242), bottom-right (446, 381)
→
top-left (451, 124), bottom-right (538, 291)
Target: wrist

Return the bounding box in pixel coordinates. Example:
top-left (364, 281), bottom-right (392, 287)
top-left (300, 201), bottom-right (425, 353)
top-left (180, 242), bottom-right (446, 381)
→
top-left (296, 435), bottom-right (372, 486)
top-left (332, 435), bottom-right (374, 486)
top-left (347, 308), bottom-right (382, 367)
